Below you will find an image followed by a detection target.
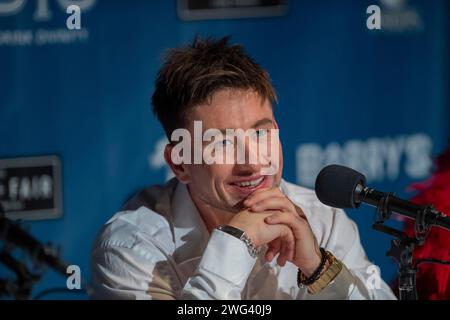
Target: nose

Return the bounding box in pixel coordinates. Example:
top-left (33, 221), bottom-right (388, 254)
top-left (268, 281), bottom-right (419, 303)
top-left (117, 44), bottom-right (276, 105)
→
top-left (231, 135), bottom-right (263, 176)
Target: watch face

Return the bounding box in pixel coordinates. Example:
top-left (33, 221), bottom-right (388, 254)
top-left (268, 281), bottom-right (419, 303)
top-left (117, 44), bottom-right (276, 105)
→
top-left (219, 225), bottom-right (244, 238)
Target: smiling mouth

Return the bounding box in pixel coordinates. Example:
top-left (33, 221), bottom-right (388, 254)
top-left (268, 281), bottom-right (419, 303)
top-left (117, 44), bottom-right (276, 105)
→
top-left (234, 176), bottom-right (264, 187)
top-left (230, 176), bottom-right (268, 194)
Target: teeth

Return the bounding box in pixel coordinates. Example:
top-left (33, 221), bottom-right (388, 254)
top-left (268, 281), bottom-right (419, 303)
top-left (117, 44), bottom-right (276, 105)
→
top-left (235, 177), bottom-right (264, 187)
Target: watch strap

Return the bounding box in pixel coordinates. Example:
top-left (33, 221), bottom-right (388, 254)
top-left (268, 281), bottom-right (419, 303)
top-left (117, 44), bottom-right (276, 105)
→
top-left (217, 225), bottom-right (260, 258)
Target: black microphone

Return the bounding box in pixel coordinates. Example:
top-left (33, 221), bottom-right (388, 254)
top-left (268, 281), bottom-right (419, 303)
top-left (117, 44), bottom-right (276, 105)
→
top-left (314, 164), bottom-right (450, 230)
top-left (0, 216), bottom-right (69, 275)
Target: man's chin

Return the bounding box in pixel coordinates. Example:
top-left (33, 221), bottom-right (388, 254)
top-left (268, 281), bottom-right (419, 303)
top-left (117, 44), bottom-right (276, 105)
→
top-left (220, 194), bottom-right (248, 213)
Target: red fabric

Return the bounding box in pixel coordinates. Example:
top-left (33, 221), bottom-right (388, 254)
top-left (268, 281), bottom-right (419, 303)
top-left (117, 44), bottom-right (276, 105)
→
top-left (404, 148), bottom-right (450, 300)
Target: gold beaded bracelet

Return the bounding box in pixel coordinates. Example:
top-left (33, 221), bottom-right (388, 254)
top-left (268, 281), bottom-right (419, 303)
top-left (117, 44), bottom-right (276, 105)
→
top-left (298, 250), bottom-right (343, 295)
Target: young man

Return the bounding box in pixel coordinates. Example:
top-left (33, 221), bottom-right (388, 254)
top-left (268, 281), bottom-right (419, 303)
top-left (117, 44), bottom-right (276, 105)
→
top-left (91, 37), bottom-right (396, 300)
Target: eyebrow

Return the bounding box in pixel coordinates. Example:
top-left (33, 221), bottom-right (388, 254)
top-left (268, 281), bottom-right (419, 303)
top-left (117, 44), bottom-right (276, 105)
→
top-left (212, 118), bottom-right (274, 134)
top-left (251, 118), bottom-right (274, 128)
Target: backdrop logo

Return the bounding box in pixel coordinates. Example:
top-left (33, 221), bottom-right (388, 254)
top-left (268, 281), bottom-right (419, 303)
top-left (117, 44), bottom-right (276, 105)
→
top-left (378, 0), bottom-right (423, 32)
top-left (0, 0), bottom-right (96, 46)
top-left (0, 155), bottom-right (62, 221)
top-left (296, 133), bottom-right (433, 188)
top-left (0, 0), bottom-right (95, 20)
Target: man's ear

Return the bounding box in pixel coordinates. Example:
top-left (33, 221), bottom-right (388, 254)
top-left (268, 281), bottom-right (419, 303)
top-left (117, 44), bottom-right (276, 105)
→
top-left (164, 143), bottom-right (190, 184)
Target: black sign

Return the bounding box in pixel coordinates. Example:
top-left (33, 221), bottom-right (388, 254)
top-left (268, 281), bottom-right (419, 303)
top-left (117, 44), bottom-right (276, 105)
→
top-left (177, 0), bottom-right (288, 21)
top-left (0, 156), bottom-right (62, 220)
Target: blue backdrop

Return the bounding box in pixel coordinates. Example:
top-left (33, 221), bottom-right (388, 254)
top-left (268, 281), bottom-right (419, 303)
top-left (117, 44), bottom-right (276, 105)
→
top-left (0, 0), bottom-right (449, 299)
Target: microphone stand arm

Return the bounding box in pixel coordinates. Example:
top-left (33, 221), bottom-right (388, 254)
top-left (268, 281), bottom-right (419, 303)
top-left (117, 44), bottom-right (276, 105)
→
top-left (371, 192), bottom-right (435, 301)
top-left (372, 223), bottom-right (418, 300)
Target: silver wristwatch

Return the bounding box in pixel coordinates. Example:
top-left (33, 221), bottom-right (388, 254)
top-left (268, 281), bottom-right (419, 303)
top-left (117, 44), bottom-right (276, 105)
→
top-left (217, 225), bottom-right (260, 258)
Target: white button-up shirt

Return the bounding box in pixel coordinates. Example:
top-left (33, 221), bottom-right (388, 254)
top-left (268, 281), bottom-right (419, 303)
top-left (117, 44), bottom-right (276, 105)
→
top-left (91, 178), bottom-right (396, 300)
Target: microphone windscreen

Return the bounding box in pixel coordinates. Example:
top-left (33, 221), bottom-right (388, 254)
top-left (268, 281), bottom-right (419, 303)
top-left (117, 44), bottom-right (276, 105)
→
top-left (314, 164), bottom-right (366, 209)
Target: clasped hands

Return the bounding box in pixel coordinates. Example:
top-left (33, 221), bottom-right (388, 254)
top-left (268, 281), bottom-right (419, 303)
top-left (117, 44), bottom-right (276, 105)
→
top-left (228, 187), bottom-right (322, 276)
